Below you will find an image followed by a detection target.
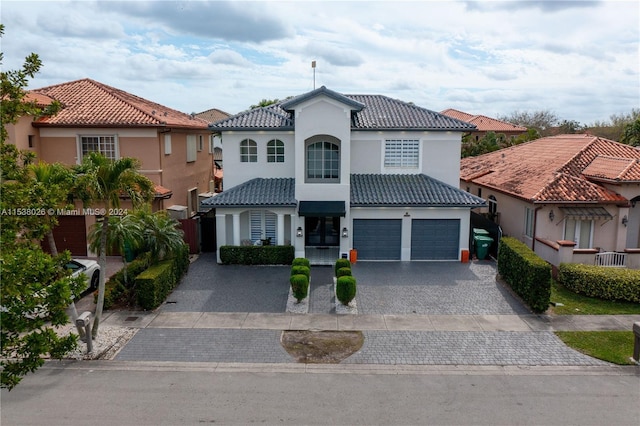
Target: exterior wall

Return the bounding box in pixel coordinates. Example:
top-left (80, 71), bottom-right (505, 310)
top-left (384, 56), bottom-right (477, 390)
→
top-left (5, 116), bottom-right (40, 154)
top-left (219, 131), bottom-right (295, 190)
top-left (421, 131), bottom-right (463, 186)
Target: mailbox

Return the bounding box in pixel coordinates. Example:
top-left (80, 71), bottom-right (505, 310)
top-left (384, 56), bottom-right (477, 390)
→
top-left (76, 311), bottom-right (92, 328)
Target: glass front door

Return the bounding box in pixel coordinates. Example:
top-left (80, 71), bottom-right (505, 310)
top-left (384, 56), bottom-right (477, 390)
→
top-left (305, 216), bottom-right (340, 246)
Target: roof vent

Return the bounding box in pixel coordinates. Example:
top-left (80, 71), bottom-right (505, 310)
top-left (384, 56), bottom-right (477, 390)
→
top-left (152, 110), bottom-right (156, 115)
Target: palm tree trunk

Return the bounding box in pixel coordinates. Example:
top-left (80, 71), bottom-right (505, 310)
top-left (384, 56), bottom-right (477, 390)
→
top-left (91, 216), bottom-right (109, 338)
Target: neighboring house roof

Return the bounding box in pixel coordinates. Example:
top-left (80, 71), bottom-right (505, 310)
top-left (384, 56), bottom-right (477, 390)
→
top-left (195, 108), bottom-right (231, 124)
top-left (202, 175), bottom-right (485, 209)
top-left (440, 108), bottom-right (527, 133)
top-left (23, 92), bottom-right (57, 108)
top-left (211, 87), bottom-right (475, 132)
top-left (460, 134), bottom-right (635, 204)
top-left (29, 78), bottom-right (209, 129)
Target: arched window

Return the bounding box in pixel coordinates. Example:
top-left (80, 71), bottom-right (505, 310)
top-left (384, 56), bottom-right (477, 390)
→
top-left (267, 139), bottom-right (285, 163)
top-left (240, 139), bottom-right (257, 162)
top-left (306, 140), bottom-right (339, 182)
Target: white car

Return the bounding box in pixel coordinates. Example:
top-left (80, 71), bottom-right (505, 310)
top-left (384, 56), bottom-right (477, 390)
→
top-left (65, 258), bottom-right (101, 292)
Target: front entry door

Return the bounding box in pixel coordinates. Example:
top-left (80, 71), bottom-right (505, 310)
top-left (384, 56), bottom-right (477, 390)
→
top-left (305, 216), bottom-right (340, 246)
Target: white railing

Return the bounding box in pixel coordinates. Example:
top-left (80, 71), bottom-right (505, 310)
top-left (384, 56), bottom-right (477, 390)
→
top-left (595, 252), bottom-right (627, 267)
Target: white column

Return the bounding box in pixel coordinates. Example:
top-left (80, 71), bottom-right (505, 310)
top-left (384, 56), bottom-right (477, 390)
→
top-left (277, 213), bottom-right (285, 246)
top-left (232, 213), bottom-right (241, 246)
top-left (215, 213), bottom-right (227, 264)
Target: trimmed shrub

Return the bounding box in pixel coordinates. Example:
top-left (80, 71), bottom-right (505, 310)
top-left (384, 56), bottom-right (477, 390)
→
top-left (292, 257), bottom-right (310, 267)
top-left (334, 258), bottom-right (351, 277)
top-left (97, 257), bottom-right (150, 309)
top-left (290, 274), bottom-right (309, 302)
top-left (558, 263), bottom-right (640, 303)
top-left (291, 265), bottom-right (310, 279)
top-left (497, 237), bottom-right (551, 313)
top-left (135, 260), bottom-right (174, 310)
top-left (336, 275), bottom-right (357, 305)
top-left (220, 245), bottom-right (295, 265)
top-left (336, 267), bottom-right (352, 278)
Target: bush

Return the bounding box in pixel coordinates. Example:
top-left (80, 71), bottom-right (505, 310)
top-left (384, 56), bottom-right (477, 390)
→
top-left (292, 257), bottom-right (310, 267)
top-left (291, 265), bottom-right (310, 279)
top-left (497, 237), bottom-right (551, 313)
top-left (290, 274), bottom-right (309, 302)
top-left (98, 257), bottom-right (150, 309)
top-left (135, 260), bottom-right (174, 310)
top-left (336, 275), bottom-right (357, 305)
top-left (558, 263), bottom-right (640, 303)
top-left (336, 267), bottom-right (352, 278)
top-left (334, 258), bottom-right (351, 276)
top-left (220, 245), bottom-right (294, 265)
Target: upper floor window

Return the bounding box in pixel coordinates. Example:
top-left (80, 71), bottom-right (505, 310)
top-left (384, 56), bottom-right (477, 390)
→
top-left (564, 219), bottom-right (593, 249)
top-left (267, 139), bottom-right (285, 163)
top-left (80, 135), bottom-right (117, 161)
top-left (384, 139), bottom-right (419, 168)
top-left (488, 195), bottom-right (497, 215)
top-left (240, 139), bottom-right (257, 163)
top-left (187, 135), bottom-right (197, 162)
top-left (524, 207), bottom-right (534, 238)
top-left (306, 140), bottom-right (339, 182)
top-left (164, 134), bottom-right (172, 155)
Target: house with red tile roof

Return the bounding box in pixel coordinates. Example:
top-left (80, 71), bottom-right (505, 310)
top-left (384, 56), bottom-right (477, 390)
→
top-left (441, 108), bottom-right (527, 140)
top-left (4, 78), bottom-right (214, 256)
top-left (460, 134), bottom-right (639, 268)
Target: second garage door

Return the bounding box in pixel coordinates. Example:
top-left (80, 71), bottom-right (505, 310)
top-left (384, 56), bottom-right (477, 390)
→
top-left (353, 219), bottom-right (401, 260)
top-left (411, 219), bottom-right (460, 260)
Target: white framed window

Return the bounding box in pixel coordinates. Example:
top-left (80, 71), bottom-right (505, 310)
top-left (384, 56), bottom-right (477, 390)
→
top-left (267, 139), bottom-right (285, 163)
top-left (250, 210), bottom-right (277, 244)
top-left (164, 134), bottom-right (172, 155)
top-left (306, 140), bottom-right (339, 182)
top-left (564, 219), bottom-right (593, 249)
top-left (187, 135), bottom-right (197, 162)
top-left (79, 135), bottom-right (118, 161)
top-left (384, 139), bottom-right (419, 168)
top-left (240, 139), bottom-right (257, 162)
top-left (524, 207), bottom-right (534, 238)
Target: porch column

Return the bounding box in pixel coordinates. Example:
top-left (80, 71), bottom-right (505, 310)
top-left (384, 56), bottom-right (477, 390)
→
top-left (277, 213), bottom-right (285, 246)
top-left (232, 213), bottom-right (241, 246)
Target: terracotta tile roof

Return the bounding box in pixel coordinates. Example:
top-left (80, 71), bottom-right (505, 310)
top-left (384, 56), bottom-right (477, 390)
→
top-left (23, 92), bottom-right (57, 108)
top-left (30, 78), bottom-right (209, 129)
top-left (212, 87), bottom-right (475, 131)
top-left (154, 185), bottom-right (173, 199)
top-left (194, 108), bottom-right (231, 124)
top-left (460, 134), bottom-right (634, 204)
top-left (440, 108), bottom-right (527, 133)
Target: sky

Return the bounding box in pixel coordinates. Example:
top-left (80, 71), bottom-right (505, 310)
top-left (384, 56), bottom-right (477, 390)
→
top-left (2, 0), bottom-right (639, 124)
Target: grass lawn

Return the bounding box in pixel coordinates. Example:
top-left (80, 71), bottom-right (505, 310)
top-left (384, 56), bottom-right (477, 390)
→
top-left (555, 331), bottom-right (636, 365)
top-left (549, 280), bottom-right (640, 315)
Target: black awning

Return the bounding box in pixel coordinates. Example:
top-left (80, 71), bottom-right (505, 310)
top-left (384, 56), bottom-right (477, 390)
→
top-left (298, 201), bottom-right (346, 217)
top-left (559, 207), bottom-right (613, 220)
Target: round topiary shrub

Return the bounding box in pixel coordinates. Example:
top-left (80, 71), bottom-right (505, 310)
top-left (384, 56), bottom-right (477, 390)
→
top-left (290, 274), bottom-right (309, 302)
top-left (336, 275), bottom-right (356, 305)
top-left (334, 258), bottom-right (351, 276)
top-left (292, 257), bottom-right (311, 268)
top-left (291, 265), bottom-right (310, 279)
top-left (336, 267), bottom-right (352, 278)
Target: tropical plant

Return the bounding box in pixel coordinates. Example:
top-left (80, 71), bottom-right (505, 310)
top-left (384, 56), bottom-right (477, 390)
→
top-left (133, 208), bottom-right (185, 263)
top-left (74, 152), bottom-right (154, 338)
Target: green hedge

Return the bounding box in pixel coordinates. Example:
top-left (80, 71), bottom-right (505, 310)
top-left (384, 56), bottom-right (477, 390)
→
top-left (98, 257), bottom-right (150, 309)
top-left (334, 258), bottom-right (351, 276)
top-left (219, 245), bottom-right (295, 265)
top-left (558, 263), bottom-right (640, 303)
top-left (497, 237), bottom-right (551, 313)
top-left (336, 267), bottom-right (352, 278)
top-left (292, 257), bottom-right (311, 267)
top-left (290, 274), bottom-right (310, 302)
top-left (291, 265), bottom-right (310, 279)
top-left (336, 275), bottom-right (357, 305)
top-left (134, 245), bottom-right (190, 310)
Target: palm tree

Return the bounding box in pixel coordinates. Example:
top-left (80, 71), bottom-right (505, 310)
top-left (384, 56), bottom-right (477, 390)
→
top-left (74, 152), bottom-right (154, 338)
top-left (134, 209), bottom-right (185, 263)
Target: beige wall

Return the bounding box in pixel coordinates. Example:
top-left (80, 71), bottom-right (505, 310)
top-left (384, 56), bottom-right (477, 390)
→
top-left (5, 116), bottom-right (40, 155)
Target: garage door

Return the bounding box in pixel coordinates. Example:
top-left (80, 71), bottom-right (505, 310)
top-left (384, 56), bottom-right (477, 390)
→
top-left (41, 216), bottom-right (87, 256)
top-left (411, 219), bottom-right (459, 260)
top-left (353, 219), bottom-right (401, 260)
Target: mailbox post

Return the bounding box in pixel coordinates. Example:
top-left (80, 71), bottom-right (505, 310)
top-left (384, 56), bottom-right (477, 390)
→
top-left (76, 311), bottom-right (93, 354)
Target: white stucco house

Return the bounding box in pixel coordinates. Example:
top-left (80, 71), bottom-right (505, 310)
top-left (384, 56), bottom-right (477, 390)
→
top-left (202, 86), bottom-right (485, 264)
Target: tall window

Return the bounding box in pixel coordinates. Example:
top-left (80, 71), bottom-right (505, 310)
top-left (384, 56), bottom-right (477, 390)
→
top-left (80, 135), bottom-right (117, 160)
top-left (250, 210), bottom-right (277, 244)
top-left (267, 139), bottom-right (285, 163)
top-left (384, 139), bottom-right (419, 168)
top-left (488, 195), bottom-right (497, 216)
top-left (187, 135), bottom-right (197, 162)
top-left (164, 134), bottom-right (172, 155)
top-left (564, 219), bottom-right (593, 249)
top-left (524, 207), bottom-right (534, 238)
top-left (240, 139), bottom-right (257, 162)
top-left (307, 141), bottom-right (339, 182)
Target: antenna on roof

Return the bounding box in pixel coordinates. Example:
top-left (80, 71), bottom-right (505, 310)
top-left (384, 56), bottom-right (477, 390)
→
top-left (312, 60), bottom-right (316, 89)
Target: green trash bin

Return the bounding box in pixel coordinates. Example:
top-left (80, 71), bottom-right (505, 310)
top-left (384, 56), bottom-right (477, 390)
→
top-left (473, 228), bottom-right (490, 237)
top-left (474, 235), bottom-right (494, 260)
top-left (123, 240), bottom-right (135, 262)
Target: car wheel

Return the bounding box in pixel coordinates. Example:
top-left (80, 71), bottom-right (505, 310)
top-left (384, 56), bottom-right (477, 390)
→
top-left (90, 272), bottom-right (100, 290)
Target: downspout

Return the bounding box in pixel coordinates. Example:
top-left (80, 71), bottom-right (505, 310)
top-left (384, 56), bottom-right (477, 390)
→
top-left (531, 206), bottom-right (543, 252)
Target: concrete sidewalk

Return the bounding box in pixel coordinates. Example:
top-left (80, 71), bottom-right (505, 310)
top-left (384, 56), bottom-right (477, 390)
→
top-left (101, 310), bottom-right (640, 332)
